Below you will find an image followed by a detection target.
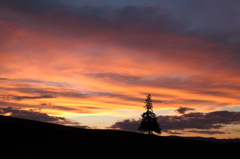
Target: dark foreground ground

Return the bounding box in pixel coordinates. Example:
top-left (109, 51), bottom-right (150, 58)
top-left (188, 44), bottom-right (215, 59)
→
top-left (1, 115), bottom-right (239, 159)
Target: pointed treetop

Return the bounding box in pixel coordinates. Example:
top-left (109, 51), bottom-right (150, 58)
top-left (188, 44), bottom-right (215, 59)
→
top-left (144, 94), bottom-right (153, 110)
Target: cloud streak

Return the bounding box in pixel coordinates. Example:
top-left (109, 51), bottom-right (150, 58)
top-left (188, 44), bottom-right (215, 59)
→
top-left (0, 94), bottom-right (55, 101)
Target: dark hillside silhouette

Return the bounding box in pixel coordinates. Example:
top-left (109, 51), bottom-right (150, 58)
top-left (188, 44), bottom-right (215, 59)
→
top-left (1, 115), bottom-right (239, 159)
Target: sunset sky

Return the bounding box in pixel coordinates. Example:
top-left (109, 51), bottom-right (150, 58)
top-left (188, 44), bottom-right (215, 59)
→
top-left (1, 0), bottom-right (240, 139)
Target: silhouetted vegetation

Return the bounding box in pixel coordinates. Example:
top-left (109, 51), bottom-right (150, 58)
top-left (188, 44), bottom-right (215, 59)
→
top-left (138, 94), bottom-right (161, 135)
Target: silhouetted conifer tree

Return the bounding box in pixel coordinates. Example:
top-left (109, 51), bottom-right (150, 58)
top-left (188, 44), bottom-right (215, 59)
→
top-left (138, 94), bottom-right (161, 135)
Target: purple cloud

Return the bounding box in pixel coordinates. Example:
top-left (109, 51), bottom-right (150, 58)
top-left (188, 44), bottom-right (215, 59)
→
top-left (0, 107), bottom-right (90, 128)
top-left (109, 110), bottom-right (240, 135)
top-left (0, 107), bottom-right (65, 122)
top-left (175, 107), bottom-right (195, 114)
top-left (0, 94), bottom-right (55, 101)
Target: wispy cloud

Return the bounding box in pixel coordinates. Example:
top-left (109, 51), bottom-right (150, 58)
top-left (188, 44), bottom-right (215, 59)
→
top-left (0, 94), bottom-right (55, 101)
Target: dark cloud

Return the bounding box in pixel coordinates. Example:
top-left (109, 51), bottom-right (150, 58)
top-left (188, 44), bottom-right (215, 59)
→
top-left (0, 94), bottom-right (55, 101)
top-left (175, 107), bottom-right (195, 114)
top-left (0, 86), bottom-right (89, 99)
top-left (187, 130), bottom-right (225, 135)
top-left (52, 106), bottom-right (92, 113)
top-left (164, 0), bottom-right (240, 37)
top-left (164, 130), bottom-right (183, 135)
top-left (60, 0), bottom-right (154, 7)
top-left (6, 1), bottom-right (240, 41)
top-left (0, 100), bottom-right (36, 108)
top-left (159, 111), bottom-right (240, 131)
top-left (109, 119), bottom-right (140, 132)
top-left (0, 107), bottom-right (90, 128)
top-left (85, 73), bottom-right (141, 83)
top-left (74, 125), bottom-right (91, 129)
top-left (16, 79), bottom-right (44, 83)
top-left (0, 0), bottom-right (59, 15)
top-left (1, 0), bottom-right (239, 49)
top-left (52, 106), bottom-right (78, 111)
top-left (1, 0), bottom-right (240, 76)
top-left (109, 110), bottom-right (240, 135)
top-left (53, 119), bottom-right (90, 129)
top-left (0, 107), bottom-right (65, 122)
